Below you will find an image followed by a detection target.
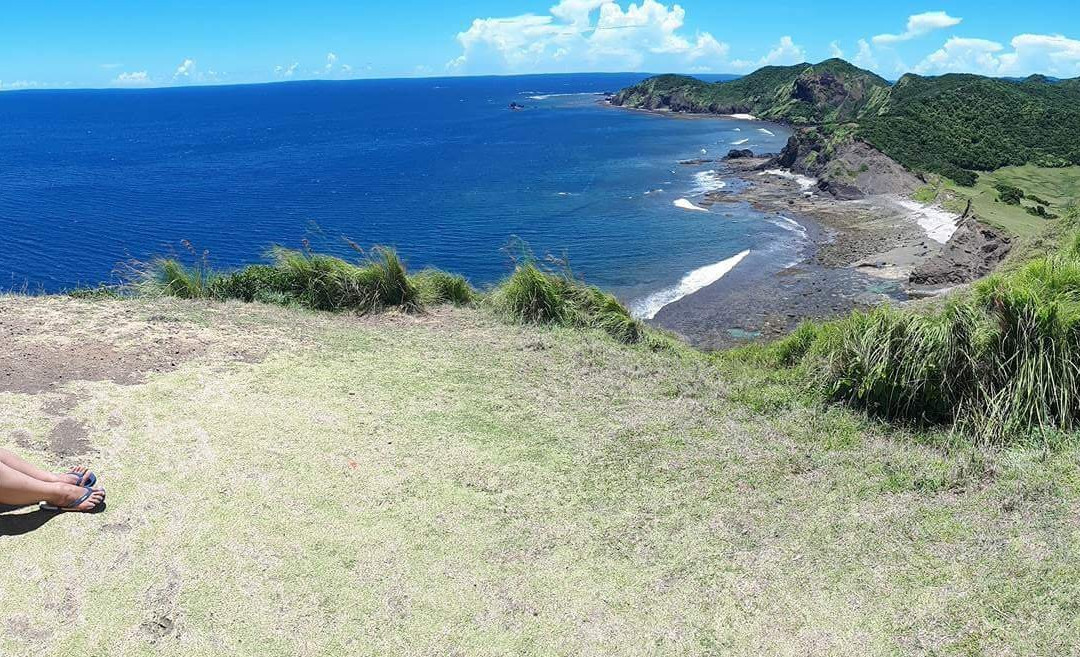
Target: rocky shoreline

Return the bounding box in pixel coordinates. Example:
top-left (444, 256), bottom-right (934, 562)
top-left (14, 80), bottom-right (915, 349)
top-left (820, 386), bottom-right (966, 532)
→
top-left (643, 142), bottom-right (1011, 349)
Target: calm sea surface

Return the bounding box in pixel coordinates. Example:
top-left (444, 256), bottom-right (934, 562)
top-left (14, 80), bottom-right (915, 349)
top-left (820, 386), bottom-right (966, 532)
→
top-left (0, 73), bottom-right (798, 315)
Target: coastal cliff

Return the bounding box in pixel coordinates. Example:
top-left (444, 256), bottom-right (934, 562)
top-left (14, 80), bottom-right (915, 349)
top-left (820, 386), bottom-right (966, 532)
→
top-left (612, 59), bottom-right (1080, 188)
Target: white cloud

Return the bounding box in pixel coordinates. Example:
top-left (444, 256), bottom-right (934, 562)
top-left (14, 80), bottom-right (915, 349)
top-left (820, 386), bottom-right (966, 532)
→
top-left (761, 36), bottom-right (805, 66)
top-left (829, 41), bottom-right (843, 59)
top-left (873, 11), bottom-right (962, 45)
top-left (999, 33), bottom-right (1080, 77)
top-left (325, 52), bottom-right (338, 72)
top-left (852, 38), bottom-right (879, 71)
top-left (112, 71), bottom-right (152, 87)
top-left (173, 58), bottom-right (196, 80)
top-left (729, 35), bottom-right (806, 72)
top-left (449, 0), bottom-right (730, 72)
top-left (275, 62), bottom-right (300, 78)
top-left (0, 80), bottom-right (49, 91)
top-left (913, 33), bottom-right (1080, 77)
top-left (914, 37), bottom-right (1003, 75)
top-left (169, 58), bottom-right (222, 84)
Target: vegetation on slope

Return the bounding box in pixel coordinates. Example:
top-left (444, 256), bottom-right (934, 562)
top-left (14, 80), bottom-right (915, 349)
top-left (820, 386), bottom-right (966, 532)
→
top-left (141, 245), bottom-right (649, 346)
top-left (613, 60), bottom-right (1080, 186)
top-left (744, 207), bottom-right (1080, 443)
top-left (912, 164), bottom-right (1080, 238)
top-left (130, 203), bottom-right (1080, 442)
top-left (859, 73), bottom-right (1080, 185)
top-left (612, 58), bottom-right (890, 124)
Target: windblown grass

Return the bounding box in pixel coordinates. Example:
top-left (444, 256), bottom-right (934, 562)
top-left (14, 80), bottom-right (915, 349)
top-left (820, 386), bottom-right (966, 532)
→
top-left (490, 262), bottom-right (645, 344)
top-left (412, 269), bottom-right (475, 306)
top-left (147, 246), bottom-right (423, 313)
top-left (768, 209), bottom-right (1080, 442)
top-left (145, 246), bottom-right (646, 345)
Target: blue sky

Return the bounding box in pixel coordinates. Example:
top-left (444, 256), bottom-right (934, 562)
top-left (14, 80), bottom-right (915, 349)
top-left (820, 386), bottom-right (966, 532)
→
top-left (2, 1), bottom-right (1078, 90)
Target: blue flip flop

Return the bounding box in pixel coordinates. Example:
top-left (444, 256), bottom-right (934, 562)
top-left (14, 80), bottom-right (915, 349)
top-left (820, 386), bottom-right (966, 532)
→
top-left (40, 486), bottom-right (105, 512)
top-left (61, 469), bottom-right (97, 487)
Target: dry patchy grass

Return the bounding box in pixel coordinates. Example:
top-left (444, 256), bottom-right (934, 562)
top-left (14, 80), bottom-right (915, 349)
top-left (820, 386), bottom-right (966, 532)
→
top-left (0, 296), bottom-right (1078, 656)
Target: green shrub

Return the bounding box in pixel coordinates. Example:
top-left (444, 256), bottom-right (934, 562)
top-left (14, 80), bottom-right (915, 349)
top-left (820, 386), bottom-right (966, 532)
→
top-left (773, 224), bottom-right (1080, 440)
top-left (412, 269), bottom-right (475, 306)
top-left (995, 182), bottom-right (1025, 205)
top-left (146, 245), bottom-right (647, 347)
top-left (495, 263), bottom-right (567, 324)
top-left (151, 245), bottom-right (419, 314)
top-left (767, 321), bottom-right (822, 366)
top-left (813, 304), bottom-right (979, 424)
top-left (210, 265), bottom-right (287, 302)
top-left (491, 262), bottom-right (644, 344)
top-left (149, 258), bottom-right (216, 299)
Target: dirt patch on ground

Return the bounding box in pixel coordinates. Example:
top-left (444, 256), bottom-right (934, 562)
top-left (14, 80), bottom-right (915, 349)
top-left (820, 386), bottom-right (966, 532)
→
top-left (47, 418), bottom-right (91, 457)
top-left (0, 296), bottom-right (320, 395)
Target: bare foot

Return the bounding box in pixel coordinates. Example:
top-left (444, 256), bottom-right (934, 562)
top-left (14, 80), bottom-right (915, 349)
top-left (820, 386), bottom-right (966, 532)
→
top-left (56, 466), bottom-right (95, 486)
top-left (51, 484), bottom-right (105, 512)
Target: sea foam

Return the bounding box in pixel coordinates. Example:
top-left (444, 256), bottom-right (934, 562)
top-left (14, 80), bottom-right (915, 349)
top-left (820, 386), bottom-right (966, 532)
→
top-left (526, 92), bottom-right (600, 100)
top-left (633, 250), bottom-right (751, 319)
top-left (760, 169), bottom-right (817, 192)
top-left (731, 138), bottom-right (749, 145)
top-left (674, 198), bottom-right (708, 212)
top-left (691, 169), bottom-right (727, 194)
top-left (757, 128), bottom-right (775, 136)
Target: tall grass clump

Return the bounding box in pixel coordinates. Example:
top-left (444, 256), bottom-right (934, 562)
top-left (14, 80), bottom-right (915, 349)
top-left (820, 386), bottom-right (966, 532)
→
top-left (412, 269), bottom-right (475, 306)
top-left (779, 210), bottom-right (1080, 441)
top-left (147, 258), bottom-right (216, 299)
top-left (966, 256), bottom-right (1080, 436)
top-left (491, 261), bottom-right (644, 344)
top-left (149, 244), bottom-right (421, 313)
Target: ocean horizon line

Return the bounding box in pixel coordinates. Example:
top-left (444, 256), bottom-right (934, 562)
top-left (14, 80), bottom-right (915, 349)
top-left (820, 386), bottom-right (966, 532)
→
top-left (0, 71), bottom-right (743, 96)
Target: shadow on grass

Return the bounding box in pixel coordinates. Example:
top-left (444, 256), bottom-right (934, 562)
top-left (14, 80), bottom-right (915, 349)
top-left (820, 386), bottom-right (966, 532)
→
top-left (0, 502), bottom-right (107, 536)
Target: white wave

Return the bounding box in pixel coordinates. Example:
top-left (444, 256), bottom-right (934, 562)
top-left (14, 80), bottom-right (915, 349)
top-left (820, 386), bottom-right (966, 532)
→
top-left (674, 198), bottom-right (709, 212)
top-left (525, 92), bottom-right (600, 100)
top-left (633, 250), bottom-right (751, 319)
top-left (768, 214), bottom-right (807, 236)
top-left (731, 138), bottom-right (749, 145)
top-left (727, 113), bottom-right (758, 120)
top-left (700, 148), bottom-right (708, 154)
top-left (759, 169), bottom-right (817, 192)
top-left (894, 199), bottom-right (959, 244)
top-left (644, 188), bottom-right (664, 195)
top-left (691, 170), bottom-right (727, 194)
top-left (733, 128), bottom-right (742, 132)
top-left (757, 128), bottom-right (775, 136)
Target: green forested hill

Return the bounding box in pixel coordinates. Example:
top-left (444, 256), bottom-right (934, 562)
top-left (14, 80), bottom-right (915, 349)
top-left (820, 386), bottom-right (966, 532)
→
top-left (612, 59), bottom-right (890, 124)
top-left (859, 73), bottom-right (1080, 184)
top-left (612, 60), bottom-right (1080, 185)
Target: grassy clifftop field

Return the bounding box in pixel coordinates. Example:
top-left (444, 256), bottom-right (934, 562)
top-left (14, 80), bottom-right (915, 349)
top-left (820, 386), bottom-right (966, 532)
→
top-left (2, 293), bottom-right (1079, 656)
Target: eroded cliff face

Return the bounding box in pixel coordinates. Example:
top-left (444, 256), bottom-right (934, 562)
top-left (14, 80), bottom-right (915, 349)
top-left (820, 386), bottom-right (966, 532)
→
top-left (770, 131), bottom-right (922, 200)
top-left (909, 219), bottom-right (1012, 287)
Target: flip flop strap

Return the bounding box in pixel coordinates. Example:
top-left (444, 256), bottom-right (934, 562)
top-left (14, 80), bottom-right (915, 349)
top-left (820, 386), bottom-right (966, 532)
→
top-left (67, 486), bottom-right (94, 509)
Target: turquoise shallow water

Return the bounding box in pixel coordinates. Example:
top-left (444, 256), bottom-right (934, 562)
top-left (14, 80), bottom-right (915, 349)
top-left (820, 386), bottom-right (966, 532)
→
top-left (0, 73), bottom-right (799, 313)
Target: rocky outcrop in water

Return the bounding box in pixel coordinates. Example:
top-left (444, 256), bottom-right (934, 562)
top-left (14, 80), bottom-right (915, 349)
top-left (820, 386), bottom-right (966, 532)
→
top-left (726, 149), bottom-right (754, 159)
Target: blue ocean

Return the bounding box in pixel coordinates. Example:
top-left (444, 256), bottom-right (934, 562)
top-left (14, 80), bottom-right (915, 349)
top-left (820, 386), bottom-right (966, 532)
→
top-left (0, 73), bottom-right (798, 316)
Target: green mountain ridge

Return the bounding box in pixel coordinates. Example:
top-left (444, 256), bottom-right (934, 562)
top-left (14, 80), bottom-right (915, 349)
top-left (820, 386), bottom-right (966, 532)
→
top-left (611, 59), bottom-right (1080, 185)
